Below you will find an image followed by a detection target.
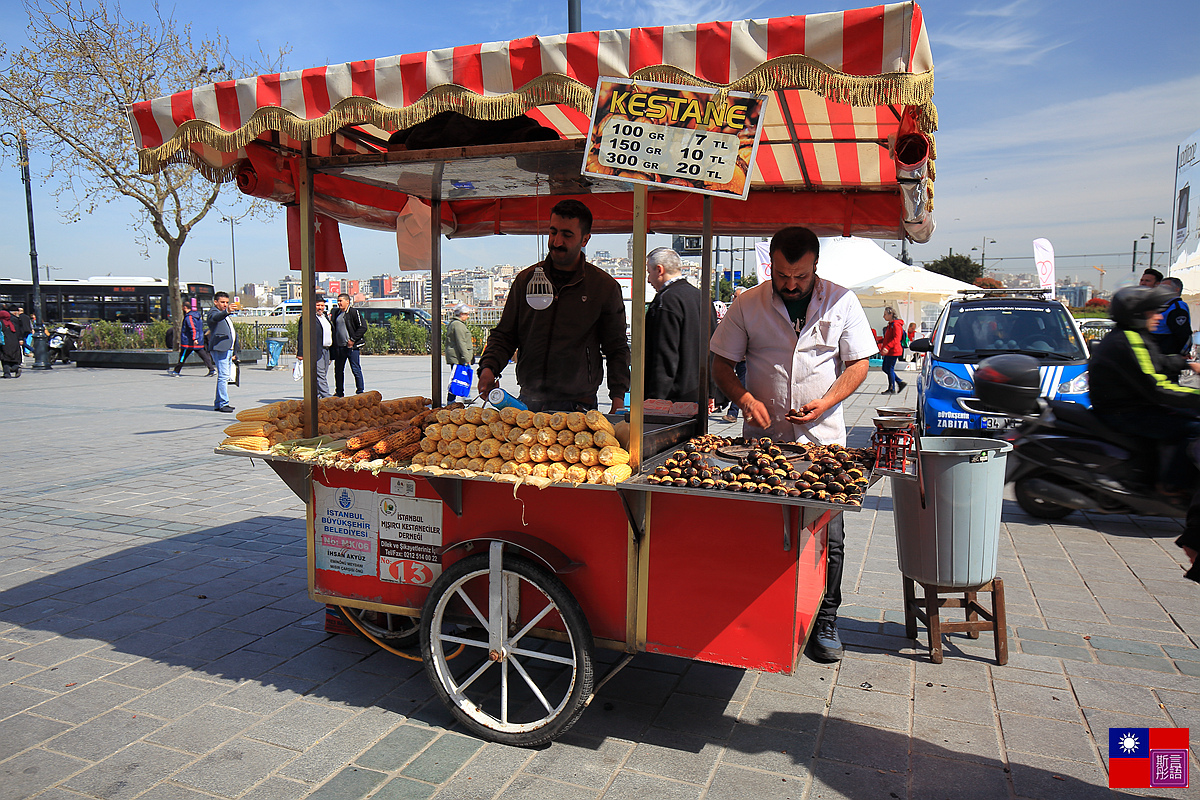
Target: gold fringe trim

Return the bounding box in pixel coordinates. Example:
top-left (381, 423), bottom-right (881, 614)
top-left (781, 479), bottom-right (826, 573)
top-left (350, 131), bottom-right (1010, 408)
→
top-left (138, 58), bottom-right (936, 175)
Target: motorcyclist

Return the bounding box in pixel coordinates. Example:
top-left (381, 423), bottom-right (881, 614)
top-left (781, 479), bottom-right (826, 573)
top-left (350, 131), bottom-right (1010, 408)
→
top-left (1088, 285), bottom-right (1200, 566)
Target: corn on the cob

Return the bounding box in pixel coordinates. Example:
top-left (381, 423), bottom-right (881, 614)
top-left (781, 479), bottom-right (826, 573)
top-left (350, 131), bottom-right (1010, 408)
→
top-left (585, 409), bottom-right (615, 435)
top-left (498, 441), bottom-right (516, 461)
top-left (601, 464), bottom-right (633, 485)
top-left (499, 406), bottom-right (519, 425)
top-left (373, 426), bottom-right (421, 455)
top-left (410, 452), bottom-right (429, 466)
top-left (565, 412), bottom-right (587, 432)
top-left (441, 423), bottom-right (459, 441)
top-left (532, 412), bottom-right (550, 429)
top-left (531, 463), bottom-right (550, 478)
top-left (548, 412), bottom-right (568, 431)
top-left (447, 439), bottom-right (467, 458)
top-left (435, 408), bottom-right (452, 424)
top-left (392, 441), bottom-right (421, 461)
top-left (479, 439), bottom-right (501, 459)
top-left (566, 464), bottom-right (588, 483)
top-left (563, 445), bottom-right (582, 464)
top-left (514, 462), bottom-right (534, 477)
top-left (517, 429), bottom-right (537, 446)
top-left (514, 409), bottom-right (534, 428)
top-left (467, 457), bottom-right (487, 472)
top-left (547, 443), bottom-right (565, 462)
top-left (455, 423), bottom-right (477, 442)
top-left (475, 425), bottom-right (493, 441)
top-left (536, 427), bottom-right (557, 446)
top-left (488, 421), bottom-right (507, 440)
top-left (465, 441), bottom-right (481, 459)
top-left (574, 430), bottom-right (595, 449)
top-left (424, 423), bottom-right (443, 441)
top-left (513, 444), bottom-right (531, 463)
top-left (464, 406), bottom-right (483, 424)
top-left (436, 440), bottom-right (451, 455)
top-left (547, 462), bottom-right (569, 481)
top-left (439, 455), bottom-right (457, 469)
top-left (593, 430), bottom-right (620, 448)
top-left (480, 408), bottom-right (499, 424)
top-left (579, 447), bottom-right (600, 467)
top-left (420, 437), bottom-right (439, 453)
top-left (507, 427), bottom-right (526, 444)
top-left (529, 444), bottom-right (549, 463)
top-left (556, 429), bottom-right (575, 447)
top-left (599, 446), bottom-right (631, 466)
top-left (345, 426), bottom-right (398, 450)
top-left (448, 408), bottom-right (466, 424)
top-left (224, 421), bottom-right (270, 437)
top-left (586, 465), bottom-right (606, 483)
top-left (221, 436), bottom-right (270, 451)
top-left (235, 403), bottom-right (281, 422)
top-left (350, 448), bottom-right (376, 463)
top-left (484, 457), bottom-right (504, 473)
top-left (500, 460), bottom-right (519, 474)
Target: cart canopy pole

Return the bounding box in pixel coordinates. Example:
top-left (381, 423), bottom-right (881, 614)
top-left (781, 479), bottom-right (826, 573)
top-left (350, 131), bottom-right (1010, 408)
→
top-left (298, 142), bottom-right (318, 437)
top-left (699, 195), bottom-right (714, 435)
top-left (629, 184), bottom-right (647, 469)
top-left (430, 163), bottom-right (444, 405)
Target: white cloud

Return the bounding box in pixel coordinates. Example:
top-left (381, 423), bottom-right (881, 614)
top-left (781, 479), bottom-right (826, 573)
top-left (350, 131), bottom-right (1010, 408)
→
top-left (593, 0), bottom-right (766, 27)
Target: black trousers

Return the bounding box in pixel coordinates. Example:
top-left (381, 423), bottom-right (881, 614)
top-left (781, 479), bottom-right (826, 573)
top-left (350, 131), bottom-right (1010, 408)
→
top-left (816, 512), bottom-right (845, 623)
top-left (174, 347), bottom-right (214, 373)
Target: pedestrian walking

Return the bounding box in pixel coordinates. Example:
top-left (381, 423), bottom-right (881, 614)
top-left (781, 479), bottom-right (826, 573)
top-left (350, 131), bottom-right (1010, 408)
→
top-left (331, 293), bottom-right (367, 396)
top-left (0, 310), bottom-right (21, 378)
top-left (444, 303), bottom-right (474, 404)
top-left (169, 301), bottom-right (216, 376)
top-left (297, 297), bottom-right (333, 399)
top-left (878, 307), bottom-right (906, 394)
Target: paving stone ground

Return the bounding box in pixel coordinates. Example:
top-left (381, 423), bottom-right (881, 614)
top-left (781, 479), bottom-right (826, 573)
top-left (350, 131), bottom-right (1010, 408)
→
top-left (2, 356), bottom-right (1199, 799)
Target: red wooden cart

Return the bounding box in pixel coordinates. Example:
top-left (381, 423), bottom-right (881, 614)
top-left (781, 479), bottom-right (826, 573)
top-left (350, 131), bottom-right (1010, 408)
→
top-left (134, 2), bottom-right (938, 746)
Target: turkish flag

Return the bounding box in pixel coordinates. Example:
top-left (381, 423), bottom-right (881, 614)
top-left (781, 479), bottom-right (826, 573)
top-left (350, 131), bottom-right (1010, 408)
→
top-left (287, 206), bottom-right (348, 272)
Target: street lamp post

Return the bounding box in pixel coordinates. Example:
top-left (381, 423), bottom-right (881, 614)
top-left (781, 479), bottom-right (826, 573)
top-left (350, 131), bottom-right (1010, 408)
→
top-left (222, 216), bottom-right (237, 296)
top-left (200, 258), bottom-right (221, 285)
top-left (981, 237), bottom-right (996, 271)
top-left (1, 128), bottom-right (51, 370)
top-left (1131, 234), bottom-right (1149, 272)
top-left (1149, 216), bottom-right (1166, 270)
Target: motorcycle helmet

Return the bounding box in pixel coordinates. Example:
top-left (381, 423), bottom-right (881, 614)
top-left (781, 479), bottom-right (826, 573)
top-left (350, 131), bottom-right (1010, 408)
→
top-left (1110, 285), bottom-right (1174, 330)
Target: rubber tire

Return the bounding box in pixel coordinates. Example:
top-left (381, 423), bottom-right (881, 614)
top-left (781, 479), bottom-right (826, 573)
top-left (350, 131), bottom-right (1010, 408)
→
top-left (1014, 475), bottom-right (1074, 520)
top-left (419, 552), bottom-right (593, 747)
top-left (337, 605), bottom-right (419, 648)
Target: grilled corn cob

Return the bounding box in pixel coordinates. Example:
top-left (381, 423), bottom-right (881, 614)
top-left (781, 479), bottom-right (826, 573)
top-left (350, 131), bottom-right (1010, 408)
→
top-left (601, 464), bottom-right (633, 484)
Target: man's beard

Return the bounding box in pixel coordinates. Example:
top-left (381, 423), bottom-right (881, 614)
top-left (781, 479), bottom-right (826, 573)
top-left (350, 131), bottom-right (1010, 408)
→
top-left (548, 246), bottom-right (574, 267)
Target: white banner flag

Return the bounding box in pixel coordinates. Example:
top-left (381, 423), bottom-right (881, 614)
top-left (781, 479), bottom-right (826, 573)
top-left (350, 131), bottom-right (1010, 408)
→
top-left (1033, 238), bottom-right (1055, 297)
top-left (755, 241), bottom-right (772, 283)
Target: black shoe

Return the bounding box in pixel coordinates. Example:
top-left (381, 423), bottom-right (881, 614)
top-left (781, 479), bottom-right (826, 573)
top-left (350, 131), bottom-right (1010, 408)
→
top-left (206, 370), bottom-right (216, 377)
top-left (897, 380), bottom-right (907, 391)
top-left (335, 393), bottom-right (345, 397)
top-left (216, 405), bottom-right (235, 413)
top-left (807, 619), bottom-right (844, 662)
top-left (879, 388), bottom-right (895, 395)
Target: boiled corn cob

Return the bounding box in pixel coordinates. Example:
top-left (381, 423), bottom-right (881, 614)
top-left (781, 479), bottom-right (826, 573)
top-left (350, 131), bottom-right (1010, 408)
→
top-left (221, 436), bottom-right (270, 451)
top-left (599, 446), bottom-right (631, 466)
top-left (601, 464), bottom-right (633, 484)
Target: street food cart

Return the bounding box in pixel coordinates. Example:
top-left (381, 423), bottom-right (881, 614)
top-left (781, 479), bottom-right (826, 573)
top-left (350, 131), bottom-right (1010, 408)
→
top-left (130, 2), bottom-right (937, 746)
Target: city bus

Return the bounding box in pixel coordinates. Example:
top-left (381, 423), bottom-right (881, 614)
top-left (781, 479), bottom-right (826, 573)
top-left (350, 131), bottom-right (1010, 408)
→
top-left (0, 277), bottom-right (214, 323)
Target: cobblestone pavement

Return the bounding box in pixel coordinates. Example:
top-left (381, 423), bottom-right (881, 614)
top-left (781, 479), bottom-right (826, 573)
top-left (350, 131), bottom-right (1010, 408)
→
top-left (1, 356), bottom-right (1198, 799)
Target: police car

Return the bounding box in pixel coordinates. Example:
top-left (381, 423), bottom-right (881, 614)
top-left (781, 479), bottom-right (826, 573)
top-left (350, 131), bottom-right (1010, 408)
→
top-left (911, 289), bottom-right (1091, 435)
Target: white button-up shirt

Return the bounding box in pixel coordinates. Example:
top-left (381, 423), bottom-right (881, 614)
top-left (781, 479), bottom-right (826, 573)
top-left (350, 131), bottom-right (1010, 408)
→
top-left (710, 276), bottom-right (876, 445)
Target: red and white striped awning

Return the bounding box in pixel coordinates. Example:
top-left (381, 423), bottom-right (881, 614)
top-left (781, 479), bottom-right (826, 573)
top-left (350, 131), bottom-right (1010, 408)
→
top-left (129, 2), bottom-right (937, 239)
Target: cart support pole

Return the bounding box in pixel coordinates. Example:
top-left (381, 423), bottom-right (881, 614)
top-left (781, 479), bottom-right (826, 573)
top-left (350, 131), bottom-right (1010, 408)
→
top-left (629, 184), bottom-right (648, 469)
top-left (699, 196), bottom-right (714, 434)
top-left (430, 162), bottom-right (444, 405)
top-left (298, 142), bottom-right (318, 437)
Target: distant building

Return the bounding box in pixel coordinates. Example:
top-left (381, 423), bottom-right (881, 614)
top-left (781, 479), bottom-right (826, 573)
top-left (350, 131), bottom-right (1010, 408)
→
top-left (1057, 284), bottom-right (1094, 308)
top-left (368, 275), bottom-right (393, 298)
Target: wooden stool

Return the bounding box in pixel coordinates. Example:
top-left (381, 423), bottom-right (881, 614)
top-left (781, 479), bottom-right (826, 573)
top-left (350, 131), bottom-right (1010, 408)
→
top-left (902, 576), bottom-right (1008, 665)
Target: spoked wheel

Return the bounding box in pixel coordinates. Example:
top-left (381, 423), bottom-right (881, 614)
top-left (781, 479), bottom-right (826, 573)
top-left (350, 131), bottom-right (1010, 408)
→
top-left (419, 545), bottom-right (593, 746)
top-left (337, 605), bottom-right (420, 648)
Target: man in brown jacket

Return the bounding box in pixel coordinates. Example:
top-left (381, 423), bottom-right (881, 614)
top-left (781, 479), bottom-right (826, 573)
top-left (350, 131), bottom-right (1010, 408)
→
top-left (477, 199), bottom-right (630, 412)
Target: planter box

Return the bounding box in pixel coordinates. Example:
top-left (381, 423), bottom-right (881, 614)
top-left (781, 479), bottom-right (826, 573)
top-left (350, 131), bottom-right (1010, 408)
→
top-left (72, 349), bottom-right (262, 369)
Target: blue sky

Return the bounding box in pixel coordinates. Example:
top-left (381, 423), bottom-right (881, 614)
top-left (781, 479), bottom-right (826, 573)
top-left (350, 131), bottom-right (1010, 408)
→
top-left (1, 0), bottom-right (1197, 290)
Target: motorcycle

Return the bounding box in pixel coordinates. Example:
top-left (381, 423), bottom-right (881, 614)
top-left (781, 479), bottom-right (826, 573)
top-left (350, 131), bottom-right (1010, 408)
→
top-left (48, 322), bottom-right (83, 364)
top-left (970, 354), bottom-right (1189, 520)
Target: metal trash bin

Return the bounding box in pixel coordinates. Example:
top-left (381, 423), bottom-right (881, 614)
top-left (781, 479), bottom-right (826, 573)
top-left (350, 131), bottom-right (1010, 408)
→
top-left (266, 337), bottom-right (287, 370)
top-left (891, 437), bottom-right (1012, 587)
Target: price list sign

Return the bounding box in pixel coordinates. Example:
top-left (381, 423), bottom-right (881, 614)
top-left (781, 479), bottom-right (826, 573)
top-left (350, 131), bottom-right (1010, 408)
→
top-left (583, 78), bottom-right (766, 199)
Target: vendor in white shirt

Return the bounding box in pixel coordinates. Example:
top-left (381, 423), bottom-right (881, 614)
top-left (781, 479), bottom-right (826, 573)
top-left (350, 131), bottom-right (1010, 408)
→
top-left (297, 296), bottom-right (335, 399)
top-left (710, 225), bottom-right (876, 664)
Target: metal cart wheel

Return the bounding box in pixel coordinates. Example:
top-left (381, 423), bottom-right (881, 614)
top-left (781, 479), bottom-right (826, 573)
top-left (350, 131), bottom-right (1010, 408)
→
top-left (337, 605), bottom-right (420, 647)
top-left (419, 543), bottom-right (594, 746)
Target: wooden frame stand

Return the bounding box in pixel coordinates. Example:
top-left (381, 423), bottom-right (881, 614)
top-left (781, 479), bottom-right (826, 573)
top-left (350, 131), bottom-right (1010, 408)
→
top-left (903, 576), bottom-right (1008, 665)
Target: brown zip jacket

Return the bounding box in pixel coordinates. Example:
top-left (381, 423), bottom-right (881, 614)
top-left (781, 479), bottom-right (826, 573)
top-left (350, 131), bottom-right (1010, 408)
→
top-left (479, 257), bottom-right (630, 405)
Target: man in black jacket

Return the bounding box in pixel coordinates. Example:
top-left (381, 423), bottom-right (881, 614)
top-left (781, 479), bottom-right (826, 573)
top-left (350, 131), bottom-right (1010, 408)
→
top-left (644, 247), bottom-right (714, 402)
top-left (331, 293), bottom-right (368, 396)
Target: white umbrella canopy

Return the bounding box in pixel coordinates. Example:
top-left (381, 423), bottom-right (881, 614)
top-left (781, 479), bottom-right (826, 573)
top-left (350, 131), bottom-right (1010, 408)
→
top-left (814, 236), bottom-right (975, 307)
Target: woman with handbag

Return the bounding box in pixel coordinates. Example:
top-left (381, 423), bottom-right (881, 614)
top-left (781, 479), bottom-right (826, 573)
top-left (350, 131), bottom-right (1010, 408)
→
top-left (879, 307), bottom-right (906, 394)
